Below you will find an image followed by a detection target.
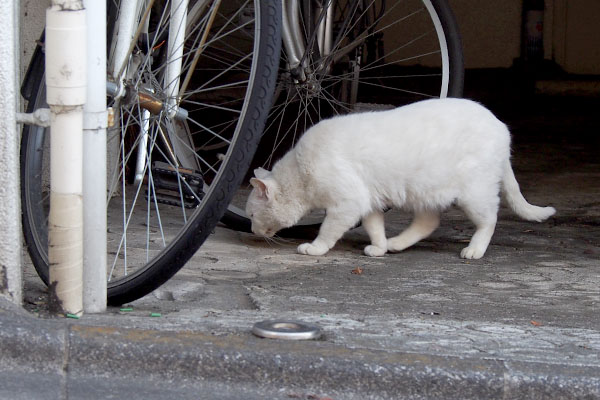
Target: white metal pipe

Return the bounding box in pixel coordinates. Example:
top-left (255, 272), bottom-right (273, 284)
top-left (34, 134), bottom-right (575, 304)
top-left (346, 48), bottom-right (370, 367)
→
top-left (0, 0), bottom-right (22, 305)
top-left (83, 0), bottom-right (108, 313)
top-left (46, 2), bottom-right (87, 316)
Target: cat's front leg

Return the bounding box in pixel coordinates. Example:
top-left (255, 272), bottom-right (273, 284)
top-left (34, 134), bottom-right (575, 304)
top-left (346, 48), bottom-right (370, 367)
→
top-left (297, 209), bottom-right (359, 256)
top-left (297, 242), bottom-right (329, 256)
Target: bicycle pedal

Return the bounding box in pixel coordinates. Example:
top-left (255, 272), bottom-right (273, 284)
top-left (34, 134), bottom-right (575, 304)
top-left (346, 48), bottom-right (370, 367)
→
top-left (147, 191), bottom-right (200, 209)
top-left (147, 161), bottom-right (204, 209)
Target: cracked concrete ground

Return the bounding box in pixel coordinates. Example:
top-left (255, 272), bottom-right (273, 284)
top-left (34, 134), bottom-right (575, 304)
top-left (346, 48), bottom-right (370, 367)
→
top-left (13, 94), bottom-right (600, 398)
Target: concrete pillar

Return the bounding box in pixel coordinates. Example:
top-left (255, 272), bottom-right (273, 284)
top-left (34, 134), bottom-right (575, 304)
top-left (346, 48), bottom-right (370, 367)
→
top-left (20, 1), bottom-right (46, 80)
top-left (0, 0), bottom-right (23, 304)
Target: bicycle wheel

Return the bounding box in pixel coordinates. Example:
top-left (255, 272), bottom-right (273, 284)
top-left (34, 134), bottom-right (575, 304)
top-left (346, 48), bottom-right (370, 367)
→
top-left (222, 0), bottom-right (463, 233)
top-left (21, 0), bottom-right (281, 305)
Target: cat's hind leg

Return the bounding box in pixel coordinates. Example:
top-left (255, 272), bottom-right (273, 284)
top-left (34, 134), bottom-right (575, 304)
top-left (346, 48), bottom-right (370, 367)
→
top-left (387, 210), bottom-right (440, 253)
top-left (362, 210), bottom-right (387, 257)
top-left (297, 208), bottom-right (361, 256)
top-left (458, 195), bottom-right (499, 259)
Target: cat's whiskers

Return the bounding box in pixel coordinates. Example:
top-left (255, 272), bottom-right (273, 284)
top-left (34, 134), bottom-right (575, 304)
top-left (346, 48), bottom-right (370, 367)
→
top-left (270, 234), bottom-right (295, 245)
top-left (259, 234), bottom-right (294, 247)
top-left (261, 236), bottom-right (277, 248)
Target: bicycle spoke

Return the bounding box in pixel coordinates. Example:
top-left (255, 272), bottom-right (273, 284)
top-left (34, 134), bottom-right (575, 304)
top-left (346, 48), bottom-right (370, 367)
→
top-left (182, 99), bottom-right (243, 114)
top-left (105, 0), bottom-right (259, 279)
top-left (22, 0), bottom-right (280, 304)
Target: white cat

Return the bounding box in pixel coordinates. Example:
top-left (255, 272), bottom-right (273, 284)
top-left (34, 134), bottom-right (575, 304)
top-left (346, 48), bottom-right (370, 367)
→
top-left (246, 98), bottom-right (555, 259)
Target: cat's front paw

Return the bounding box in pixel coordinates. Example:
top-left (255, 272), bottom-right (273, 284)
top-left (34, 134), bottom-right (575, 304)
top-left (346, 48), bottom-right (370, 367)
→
top-left (297, 242), bottom-right (329, 256)
top-left (460, 246), bottom-right (485, 260)
top-left (364, 245), bottom-right (386, 257)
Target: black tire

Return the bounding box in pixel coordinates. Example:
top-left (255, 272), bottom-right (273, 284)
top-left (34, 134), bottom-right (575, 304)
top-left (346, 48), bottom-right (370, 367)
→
top-left (222, 0), bottom-right (464, 234)
top-left (430, 0), bottom-right (464, 97)
top-left (21, 0), bottom-right (282, 305)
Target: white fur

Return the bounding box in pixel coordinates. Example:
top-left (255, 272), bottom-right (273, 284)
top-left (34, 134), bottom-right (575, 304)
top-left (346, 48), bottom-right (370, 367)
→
top-left (246, 98), bottom-right (556, 259)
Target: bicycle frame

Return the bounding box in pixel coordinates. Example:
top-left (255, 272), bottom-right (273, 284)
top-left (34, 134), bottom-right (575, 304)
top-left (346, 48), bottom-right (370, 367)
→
top-left (121, 0), bottom-right (341, 179)
top-left (111, 0), bottom-right (336, 111)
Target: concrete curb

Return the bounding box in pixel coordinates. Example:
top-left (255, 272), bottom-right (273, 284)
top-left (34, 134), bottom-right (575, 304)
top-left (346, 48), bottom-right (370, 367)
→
top-left (2, 299), bottom-right (599, 399)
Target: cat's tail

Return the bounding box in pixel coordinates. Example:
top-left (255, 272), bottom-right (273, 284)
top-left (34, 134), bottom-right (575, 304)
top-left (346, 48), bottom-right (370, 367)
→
top-left (501, 160), bottom-right (556, 222)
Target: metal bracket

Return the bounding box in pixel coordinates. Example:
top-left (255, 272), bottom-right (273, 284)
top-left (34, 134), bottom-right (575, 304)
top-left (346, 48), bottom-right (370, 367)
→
top-left (83, 110), bottom-right (109, 130)
top-left (16, 108), bottom-right (52, 127)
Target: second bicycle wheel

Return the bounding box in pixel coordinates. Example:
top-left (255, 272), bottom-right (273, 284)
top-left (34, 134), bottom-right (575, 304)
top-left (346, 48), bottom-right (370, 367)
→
top-left (222, 0), bottom-right (463, 233)
top-left (20, 0), bottom-right (281, 305)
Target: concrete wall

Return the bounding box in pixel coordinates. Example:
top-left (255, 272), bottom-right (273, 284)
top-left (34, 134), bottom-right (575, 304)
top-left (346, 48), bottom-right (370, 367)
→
top-left (449, 0), bottom-right (523, 69)
top-left (450, 0), bottom-right (600, 73)
top-left (1, 1), bottom-right (23, 304)
top-left (20, 1), bottom-right (46, 80)
top-left (549, 0), bottom-right (600, 74)
top-left (19, 1), bottom-right (600, 76)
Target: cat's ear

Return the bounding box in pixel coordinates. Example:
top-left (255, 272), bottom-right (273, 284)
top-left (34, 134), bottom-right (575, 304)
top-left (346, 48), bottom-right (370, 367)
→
top-left (253, 167), bottom-right (270, 180)
top-left (250, 178), bottom-right (272, 201)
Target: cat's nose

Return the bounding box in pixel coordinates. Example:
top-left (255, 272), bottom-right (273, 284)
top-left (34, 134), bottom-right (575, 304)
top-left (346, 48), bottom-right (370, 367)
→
top-left (252, 226), bottom-right (272, 237)
top-left (250, 225), bottom-right (262, 236)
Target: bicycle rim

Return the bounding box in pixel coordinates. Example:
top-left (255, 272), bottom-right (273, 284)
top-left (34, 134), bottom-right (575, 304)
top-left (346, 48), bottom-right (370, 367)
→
top-left (223, 0), bottom-right (464, 233)
top-left (21, 0), bottom-right (281, 305)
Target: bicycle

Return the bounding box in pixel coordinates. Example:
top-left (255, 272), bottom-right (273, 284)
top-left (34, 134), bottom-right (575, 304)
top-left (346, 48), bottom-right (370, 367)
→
top-left (21, 0), bottom-right (282, 305)
top-left (21, 0), bottom-right (463, 305)
top-left (222, 0), bottom-right (464, 234)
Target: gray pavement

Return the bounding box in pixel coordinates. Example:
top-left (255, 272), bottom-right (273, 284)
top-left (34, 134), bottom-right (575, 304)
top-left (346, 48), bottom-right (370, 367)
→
top-left (3, 93), bottom-right (600, 399)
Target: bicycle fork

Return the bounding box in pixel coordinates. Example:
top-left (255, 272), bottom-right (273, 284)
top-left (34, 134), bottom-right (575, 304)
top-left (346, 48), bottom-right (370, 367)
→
top-left (110, 0), bottom-right (205, 193)
top-left (281, 0), bottom-right (336, 81)
top-left (281, 0), bottom-right (362, 105)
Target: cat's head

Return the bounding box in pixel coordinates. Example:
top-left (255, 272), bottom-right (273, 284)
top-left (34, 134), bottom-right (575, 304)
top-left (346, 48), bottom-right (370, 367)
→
top-left (245, 167), bottom-right (299, 237)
